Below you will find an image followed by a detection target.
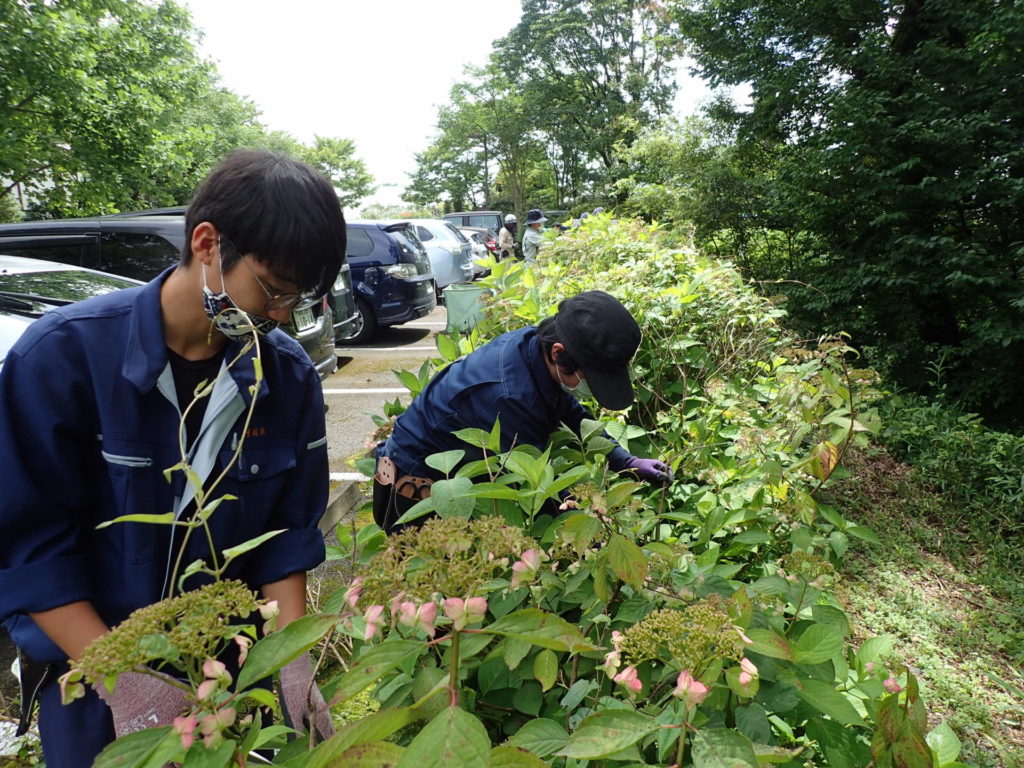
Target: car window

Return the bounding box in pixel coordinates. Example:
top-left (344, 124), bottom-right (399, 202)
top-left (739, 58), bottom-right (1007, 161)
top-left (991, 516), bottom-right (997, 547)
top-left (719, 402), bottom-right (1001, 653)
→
top-left (0, 269), bottom-right (135, 302)
top-left (346, 227), bottom-right (375, 258)
top-left (444, 223), bottom-right (467, 242)
top-left (416, 226), bottom-right (434, 242)
top-left (468, 216), bottom-right (495, 228)
top-left (390, 227), bottom-right (423, 256)
top-left (100, 231), bottom-right (179, 281)
top-left (0, 237), bottom-right (97, 269)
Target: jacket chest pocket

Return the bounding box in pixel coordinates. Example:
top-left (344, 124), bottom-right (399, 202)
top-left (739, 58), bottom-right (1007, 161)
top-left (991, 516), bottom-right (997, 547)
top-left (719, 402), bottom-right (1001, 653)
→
top-left (100, 448), bottom-right (166, 564)
top-left (211, 444), bottom-right (297, 546)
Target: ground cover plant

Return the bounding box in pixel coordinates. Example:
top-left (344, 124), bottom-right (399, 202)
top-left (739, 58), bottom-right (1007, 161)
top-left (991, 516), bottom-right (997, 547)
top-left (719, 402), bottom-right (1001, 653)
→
top-left (51, 215), bottom-right (979, 767)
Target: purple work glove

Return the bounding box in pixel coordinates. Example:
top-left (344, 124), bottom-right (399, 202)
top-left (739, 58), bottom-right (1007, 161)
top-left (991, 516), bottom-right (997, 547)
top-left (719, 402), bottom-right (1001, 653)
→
top-left (93, 670), bottom-right (189, 737)
top-left (623, 456), bottom-right (673, 485)
top-left (279, 653), bottom-right (334, 741)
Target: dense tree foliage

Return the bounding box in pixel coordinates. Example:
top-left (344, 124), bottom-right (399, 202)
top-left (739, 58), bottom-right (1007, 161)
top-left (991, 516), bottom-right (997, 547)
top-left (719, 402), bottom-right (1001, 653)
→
top-left (1, 0), bottom-right (375, 216)
top-left (408, 0), bottom-right (681, 214)
top-left (663, 0), bottom-right (1024, 426)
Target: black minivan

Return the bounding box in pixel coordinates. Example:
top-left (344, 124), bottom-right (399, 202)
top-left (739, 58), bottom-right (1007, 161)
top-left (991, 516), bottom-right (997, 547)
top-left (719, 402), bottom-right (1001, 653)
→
top-left (0, 214), bottom-right (345, 379)
top-left (340, 221), bottom-right (436, 344)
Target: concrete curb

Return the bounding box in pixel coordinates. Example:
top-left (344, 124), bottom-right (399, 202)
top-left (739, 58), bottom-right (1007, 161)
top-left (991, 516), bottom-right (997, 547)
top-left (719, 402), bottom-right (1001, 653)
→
top-left (319, 479), bottom-right (367, 533)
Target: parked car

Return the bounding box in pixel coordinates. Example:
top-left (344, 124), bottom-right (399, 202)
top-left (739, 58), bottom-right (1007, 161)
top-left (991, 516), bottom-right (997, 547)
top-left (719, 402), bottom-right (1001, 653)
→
top-left (457, 226), bottom-right (497, 277)
top-left (0, 214), bottom-right (346, 379)
top-left (443, 211), bottom-right (505, 234)
top-left (409, 219), bottom-right (474, 292)
top-left (340, 221), bottom-right (436, 344)
top-left (0, 255), bottom-right (143, 369)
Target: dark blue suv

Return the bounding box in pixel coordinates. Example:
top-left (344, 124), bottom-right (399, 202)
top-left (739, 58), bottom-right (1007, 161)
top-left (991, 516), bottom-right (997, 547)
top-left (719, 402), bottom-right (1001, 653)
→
top-left (339, 221), bottom-right (436, 343)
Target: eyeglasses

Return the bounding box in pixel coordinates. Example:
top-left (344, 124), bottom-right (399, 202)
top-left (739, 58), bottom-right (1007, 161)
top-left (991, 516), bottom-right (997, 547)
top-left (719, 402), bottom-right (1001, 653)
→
top-left (220, 236), bottom-right (311, 312)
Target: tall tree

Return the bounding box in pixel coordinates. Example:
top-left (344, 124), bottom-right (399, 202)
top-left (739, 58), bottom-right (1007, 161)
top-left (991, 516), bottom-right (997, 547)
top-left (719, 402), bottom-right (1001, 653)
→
top-left (298, 136), bottom-right (376, 210)
top-left (676, 0), bottom-right (1024, 425)
top-left (496, 0), bottom-right (681, 173)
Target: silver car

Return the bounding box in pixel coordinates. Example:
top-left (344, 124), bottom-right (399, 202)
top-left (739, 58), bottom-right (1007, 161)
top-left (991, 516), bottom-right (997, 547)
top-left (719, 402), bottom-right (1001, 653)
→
top-left (410, 220), bottom-right (474, 290)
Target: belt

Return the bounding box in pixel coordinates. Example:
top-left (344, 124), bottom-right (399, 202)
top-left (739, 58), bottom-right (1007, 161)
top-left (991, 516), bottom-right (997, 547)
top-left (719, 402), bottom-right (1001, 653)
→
top-left (375, 456), bottom-right (432, 501)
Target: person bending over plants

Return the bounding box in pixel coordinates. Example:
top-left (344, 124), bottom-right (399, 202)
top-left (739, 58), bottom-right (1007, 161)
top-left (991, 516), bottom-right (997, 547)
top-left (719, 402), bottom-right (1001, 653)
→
top-left (372, 290), bottom-right (672, 533)
top-left (0, 150), bottom-right (346, 768)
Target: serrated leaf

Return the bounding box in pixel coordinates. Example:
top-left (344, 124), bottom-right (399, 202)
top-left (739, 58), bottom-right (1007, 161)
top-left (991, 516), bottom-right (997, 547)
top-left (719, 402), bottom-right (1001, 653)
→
top-left (607, 533), bottom-right (648, 589)
top-left (606, 481), bottom-right (644, 508)
top-left (328, 741), bottom-right (405, 767)
top-left (304, 708), bottom-right (416, 768)
top-left (395, 707), bottom-right (491, 768)
top-left (236, 613), bottom-right (339, 690)
top-left (746, 629), bottom-right (793, 661)
top-left (792, 623), bottom-right (844, 665)
top-left (484, 608), bottom-right (601, 653)
top-left (556, 710), bottom-right (659, 759)
top-left (93, 727), bottom-right (183, 768)
top-left (322, 639), bottom-right (427, 705)
top-left (794, 678), bottom-right (866, 726)
top-left (490, 744), bottom-right (550, 767)
top-left (691, 728), bottom-right (760, 767)
top-left (533, 649), bottom-right (558, 691)
top-left (505, 718), bottom-right (569, 759)
top-left (559, 513), bottom-right (603, 553)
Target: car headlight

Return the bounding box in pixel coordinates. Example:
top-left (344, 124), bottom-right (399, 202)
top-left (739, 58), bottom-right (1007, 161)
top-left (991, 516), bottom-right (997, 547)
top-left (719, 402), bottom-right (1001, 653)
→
top-left (384, 263), bottom-right (418, 279)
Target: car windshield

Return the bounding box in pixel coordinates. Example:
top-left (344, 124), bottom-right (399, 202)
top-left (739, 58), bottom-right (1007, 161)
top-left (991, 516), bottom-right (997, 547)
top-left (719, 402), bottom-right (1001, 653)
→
top-left (0, 269), bottom-right (133, 302)
top-left (390, 227), bottom-right (423, 256)
top-left (443, 223), bottom-right (468, 243)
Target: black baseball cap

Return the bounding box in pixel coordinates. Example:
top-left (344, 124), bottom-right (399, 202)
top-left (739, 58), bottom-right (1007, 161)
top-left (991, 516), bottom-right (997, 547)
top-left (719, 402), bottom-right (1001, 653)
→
top-left (555, 291), bottom-right (641, 410)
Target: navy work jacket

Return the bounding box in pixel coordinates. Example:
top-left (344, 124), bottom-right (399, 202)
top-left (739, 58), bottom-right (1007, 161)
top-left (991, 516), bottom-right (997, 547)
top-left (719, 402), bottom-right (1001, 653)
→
top-left (384, 326), bottom-right (630, 479)
top-left (0, 270), bottom-right (329, 661)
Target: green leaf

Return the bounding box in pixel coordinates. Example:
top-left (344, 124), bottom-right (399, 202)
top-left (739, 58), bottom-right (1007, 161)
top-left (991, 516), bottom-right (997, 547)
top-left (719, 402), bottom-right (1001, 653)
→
top-left (322, 639), bottom-right (427, 705)
top-left (96, 512), bottom-right (177, 529)
top-left (395, 368), bottom-right (421, 393)
top-left (513, 681), bottom-right (543, 716)
top-left (746, 629), bottom-right (793, 661)
top-left (221, 529), bottom-right (285, 563)
top-left (425, 449), bottom-right (466, 475)
top-left (93, 727), bottom-right (183, 768)
top-left (559, 513), bottom-right (603, 552)
top-left (483, 608), bottom-right (601, 653)
top-left (691, 728), bottom-right (760, 768)
top-left (236, 613), bottom-right (339, 690)
top-left (452, 427), bottom-right (491, 448)
top-left (607, 533), bottom-right (648, 589)
top-left (926, 722), bottom-right (961, 766)
top-left (429, 477), bottom-right (476, 518)
top-left (490, 745), bottom-right (550, 768)
top-left (556, 710), bottom-right (659, 759)
top-left (328, 741), bottom-right (405, 767)
top-left (435, 333), bottom-right (460, 361)
top-left (394, 495), bottom-right (436, 525)
top-left (846, 525), bottom-right (881, 545)
top-left (560, 678), bottom-right (597, 711)
top-left (305, 708), bottom-right (417, 768)
top-left (503, 636), bottom-right (532, 670)
top-left (505, 718), bottom-right (570, 759)
top-left (182, 738), bottom-right (235, 768)
top-left (794, 678), bottom-right (866, 726)
top-left (395, 707), bottom-right (491, 768)
top-left (606, 481), bottom-right (644, 508)
top-left (792, 623), bottom-right (844, 665)
top-left (579, 418), bottom-right (604, 443)
top-left (533, 648), bottom-right (559, 691)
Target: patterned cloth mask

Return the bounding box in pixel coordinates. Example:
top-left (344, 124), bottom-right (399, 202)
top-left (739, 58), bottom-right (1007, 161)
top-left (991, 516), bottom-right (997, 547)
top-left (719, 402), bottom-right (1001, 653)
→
top-left (202, 259), bottom-right (279, 339)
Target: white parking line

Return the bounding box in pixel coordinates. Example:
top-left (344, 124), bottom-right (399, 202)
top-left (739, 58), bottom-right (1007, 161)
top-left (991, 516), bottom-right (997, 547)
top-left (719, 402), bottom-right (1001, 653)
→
top-left (330, 472), bottom-right (371, 482)
top-left (405, 321), bottom-right (447, 327)
top-left (322, 388), bottom-right (408, 394)
top-left (336, 346), bottom-right (438, 352)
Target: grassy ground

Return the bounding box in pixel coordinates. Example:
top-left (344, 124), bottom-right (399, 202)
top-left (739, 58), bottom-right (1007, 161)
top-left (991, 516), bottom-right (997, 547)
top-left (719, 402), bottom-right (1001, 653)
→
top-left (825, 449), bottom-right (1024, 768)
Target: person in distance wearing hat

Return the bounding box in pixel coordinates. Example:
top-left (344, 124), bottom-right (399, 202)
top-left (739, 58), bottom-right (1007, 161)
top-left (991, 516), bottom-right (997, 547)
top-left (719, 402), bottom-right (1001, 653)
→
top-left (372, 290), bottom-right (671, 534)
top-left (522, 209), bottom-right (547, 262)
top-left (497, 213), bottom-right (517, 261)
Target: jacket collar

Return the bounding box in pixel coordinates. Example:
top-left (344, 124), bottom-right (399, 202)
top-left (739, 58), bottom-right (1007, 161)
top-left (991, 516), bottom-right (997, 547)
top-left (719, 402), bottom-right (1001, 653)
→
top-left (122, 267), bottom-right (268, 403)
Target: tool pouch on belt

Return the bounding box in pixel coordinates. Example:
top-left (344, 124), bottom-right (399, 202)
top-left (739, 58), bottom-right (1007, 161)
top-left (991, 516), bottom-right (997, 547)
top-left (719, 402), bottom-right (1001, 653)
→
top-left (375, 456), bottom-right (432, 500)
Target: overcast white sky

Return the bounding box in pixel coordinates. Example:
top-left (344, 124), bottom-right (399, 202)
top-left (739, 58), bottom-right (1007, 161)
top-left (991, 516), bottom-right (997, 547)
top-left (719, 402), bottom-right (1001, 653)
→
top-left (183, 0), bottom-right (726, 208)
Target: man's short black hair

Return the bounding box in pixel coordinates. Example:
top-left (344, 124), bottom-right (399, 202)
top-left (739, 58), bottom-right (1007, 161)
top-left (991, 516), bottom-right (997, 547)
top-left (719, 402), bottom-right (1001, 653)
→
top-left (536, 316), bottom-right (581, 373)
top-left (183, 149), bottom-right (346, 298)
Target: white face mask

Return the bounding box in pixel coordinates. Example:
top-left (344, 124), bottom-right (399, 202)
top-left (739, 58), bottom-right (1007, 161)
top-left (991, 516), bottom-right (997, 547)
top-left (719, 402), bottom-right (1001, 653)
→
top-left (557, 367), bottom-right (594, 400)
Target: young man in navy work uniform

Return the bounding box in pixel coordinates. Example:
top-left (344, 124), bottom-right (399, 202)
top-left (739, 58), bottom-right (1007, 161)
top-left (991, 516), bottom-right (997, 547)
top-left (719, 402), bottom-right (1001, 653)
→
top-left (0, 150), bottom-right (344, 767)
top-left (373, 290), bottom-right (671, 533)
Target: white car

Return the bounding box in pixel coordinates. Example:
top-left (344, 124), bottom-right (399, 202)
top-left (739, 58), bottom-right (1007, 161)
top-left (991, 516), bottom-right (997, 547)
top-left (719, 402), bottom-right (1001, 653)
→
top-left (0, 255), bottom-right (142, 369)
top-left (409, 220), bottom-right (474, 291)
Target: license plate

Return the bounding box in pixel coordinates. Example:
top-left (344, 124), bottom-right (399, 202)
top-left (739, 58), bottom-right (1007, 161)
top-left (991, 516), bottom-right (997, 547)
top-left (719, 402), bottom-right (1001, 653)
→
top-left (292, 306), bottom-right (315, 330)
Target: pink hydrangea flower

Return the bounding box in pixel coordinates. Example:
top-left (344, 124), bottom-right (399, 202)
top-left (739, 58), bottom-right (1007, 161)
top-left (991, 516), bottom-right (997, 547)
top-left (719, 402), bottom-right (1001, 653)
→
top-left (343, 578), bottom-right (363, 610)
top-left (203, 659), bottom-right (230, 683)
top-left (173, 714), bottom-right (198, 750)
top-left (883, 677), bottom-right (902, 694)
top-left (673, 669), bottom-right (710, 709)
top-left (511, 549), bottom-right (541, 587)
top-left (613, 665), bottom-right (642, 693)
top-left (738, 658), bottom-right (759, 686)
top-left (234, 634), bottom-right (252, 665)
top-left (363, 604), bottom-right (385, 641)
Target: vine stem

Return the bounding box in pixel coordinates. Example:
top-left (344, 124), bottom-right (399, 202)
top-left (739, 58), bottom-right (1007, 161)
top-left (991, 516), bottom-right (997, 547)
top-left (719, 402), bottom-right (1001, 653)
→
top-left (448, 630), bottom-right (461, 706)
